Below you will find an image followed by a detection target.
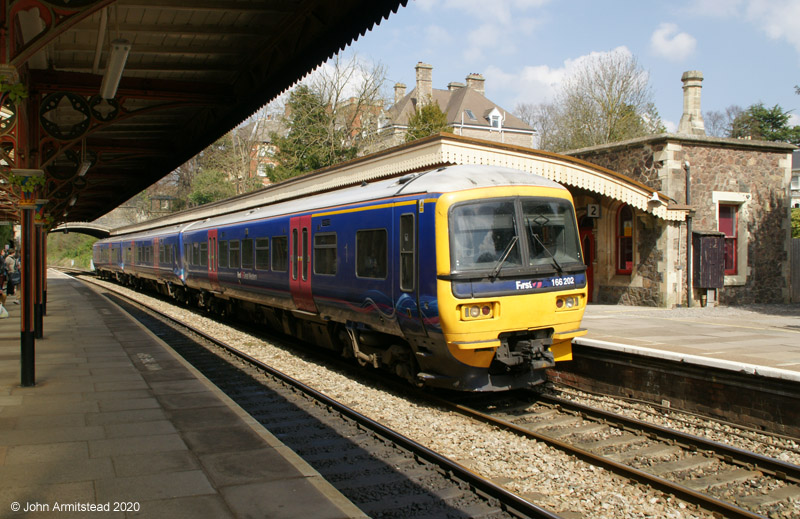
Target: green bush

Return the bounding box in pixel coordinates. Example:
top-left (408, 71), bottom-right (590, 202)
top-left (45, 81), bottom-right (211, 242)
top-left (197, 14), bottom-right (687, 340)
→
top-left (47, 232), bottom-right (97, 269)
top-left (793, 208), bottom-right (800, 239)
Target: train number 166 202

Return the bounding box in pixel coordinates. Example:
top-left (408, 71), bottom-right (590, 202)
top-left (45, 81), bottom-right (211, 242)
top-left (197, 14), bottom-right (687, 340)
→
top-left (551, 276), bottom-right (575, 287)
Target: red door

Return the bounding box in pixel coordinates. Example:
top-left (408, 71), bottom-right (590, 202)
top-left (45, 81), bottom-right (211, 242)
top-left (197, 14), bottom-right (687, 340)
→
top-left (208, 229), bottom-right (220, 291)
top-left (153, 237), bottom-right (159, 269)
top-left (290, 215), bottom-right (316, 312)
top-left (580, 229), bottom-right (594, 302)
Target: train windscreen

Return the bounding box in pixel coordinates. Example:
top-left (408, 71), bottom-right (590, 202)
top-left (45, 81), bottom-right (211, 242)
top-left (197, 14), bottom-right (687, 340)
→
top-left (450, 197), bottom-right (582, 275)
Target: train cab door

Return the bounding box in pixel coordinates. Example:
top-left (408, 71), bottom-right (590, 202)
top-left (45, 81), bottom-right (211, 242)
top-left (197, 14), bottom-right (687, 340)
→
top-left (290, 215), bottom-right (316, 313)
top-left (208, 229), bottom-right (220, 291)
top-left (579, 222), bottom-right (595, 303)
top-left (395, 209), bottom-right (426, 337)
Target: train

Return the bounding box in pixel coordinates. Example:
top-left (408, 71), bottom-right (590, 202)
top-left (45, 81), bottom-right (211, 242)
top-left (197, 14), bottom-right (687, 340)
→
top-left (93, 164), bottom-right (588, 391)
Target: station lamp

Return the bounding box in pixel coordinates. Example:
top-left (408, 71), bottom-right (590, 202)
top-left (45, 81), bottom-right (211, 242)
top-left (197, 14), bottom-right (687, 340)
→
top-left (99, 39), bottom-right (131, 100)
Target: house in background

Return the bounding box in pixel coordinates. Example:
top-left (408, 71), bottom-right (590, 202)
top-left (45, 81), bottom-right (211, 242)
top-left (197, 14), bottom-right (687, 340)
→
top-left (376, 62), bottom-right (535, 150)
top-left (240, 112), bottom-right (286, 186)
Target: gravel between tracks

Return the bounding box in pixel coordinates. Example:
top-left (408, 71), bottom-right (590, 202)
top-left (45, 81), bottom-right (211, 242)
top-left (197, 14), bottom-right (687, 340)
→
top-left (89, 278), bottom-right (800, 518)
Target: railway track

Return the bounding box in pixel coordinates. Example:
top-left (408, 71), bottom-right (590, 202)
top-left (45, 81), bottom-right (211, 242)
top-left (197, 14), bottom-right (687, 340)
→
top-left (70, 270), bottom-right (800, 517)
top-left (440, 391), bottom-right (800, 519)
top-left (74, 273), bottom-right (559, 519)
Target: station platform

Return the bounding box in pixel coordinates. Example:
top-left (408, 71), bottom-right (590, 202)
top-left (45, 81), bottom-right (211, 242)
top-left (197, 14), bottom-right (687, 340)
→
top-left (0, 271), bottom-right (365, 519)
top-left (577, 302), bottom-right (800, 383)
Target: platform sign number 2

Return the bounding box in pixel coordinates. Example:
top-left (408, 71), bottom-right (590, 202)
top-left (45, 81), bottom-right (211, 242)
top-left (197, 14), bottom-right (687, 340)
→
top-left (587, 204), bottom-right (600, 218)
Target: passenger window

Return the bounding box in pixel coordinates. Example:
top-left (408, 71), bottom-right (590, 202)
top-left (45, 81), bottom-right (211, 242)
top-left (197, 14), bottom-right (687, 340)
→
top-left (242, 238), bottom-right (254, 269)
top-left (356, 229), bottom-right (387, 279)
top-left (219, 241), bottom-right (228, 268)
top-left (192, 243), bottom-right (200, 266)
top-left (272, 236), bottom-right (288, 272)
top-left (255, 238), bottom-right (269, 270)
top-left (199, 242), bottom-right (208, 267)
top-left (314, 233), bottom-right (337, 275)
top-left (229, 240), bottom-right (241, 269)
top-left (400, 214), bottom-right (414, 291)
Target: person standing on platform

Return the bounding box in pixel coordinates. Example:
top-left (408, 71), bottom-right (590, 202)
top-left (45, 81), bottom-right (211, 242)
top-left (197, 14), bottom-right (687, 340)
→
top-left (5, 248), bottom-right (20, 305)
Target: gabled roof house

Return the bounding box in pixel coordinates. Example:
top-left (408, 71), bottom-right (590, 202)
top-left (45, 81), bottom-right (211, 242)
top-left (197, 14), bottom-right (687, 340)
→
top-left (376, 62), bottom-right (535, 150)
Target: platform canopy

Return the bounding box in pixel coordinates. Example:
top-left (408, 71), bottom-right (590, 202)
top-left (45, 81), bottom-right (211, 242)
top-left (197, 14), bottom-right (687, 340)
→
top-left (0, 0), bottom-right (407, 225)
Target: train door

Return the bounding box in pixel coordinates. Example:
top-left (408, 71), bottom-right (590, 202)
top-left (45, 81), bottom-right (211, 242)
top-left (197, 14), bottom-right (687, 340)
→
top-left (579, 227), bottom-right (595, 303)
top-left (290, 215), bottom-right (316, 312)
top-left (395, 208), bottom-right (426, 336)
top-left (153, 237), bottom-right (159, 270)
top-left (208, 229), bottom-right (220, 291)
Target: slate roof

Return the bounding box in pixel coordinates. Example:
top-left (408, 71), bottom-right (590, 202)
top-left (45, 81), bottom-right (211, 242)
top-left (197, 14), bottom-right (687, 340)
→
top-left (385, 84), bottom-right (532, 132)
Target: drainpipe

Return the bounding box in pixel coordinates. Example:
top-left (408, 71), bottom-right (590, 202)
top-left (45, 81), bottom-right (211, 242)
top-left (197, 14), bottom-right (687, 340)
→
top-left (684, 160), bottom-right (693, 308)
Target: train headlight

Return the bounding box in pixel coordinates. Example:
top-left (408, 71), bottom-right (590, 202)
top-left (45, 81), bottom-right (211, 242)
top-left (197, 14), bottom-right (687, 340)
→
top-left (556, 295), bottom-right (581, 311)
top-left (460, 303), bottom-right (496, 321)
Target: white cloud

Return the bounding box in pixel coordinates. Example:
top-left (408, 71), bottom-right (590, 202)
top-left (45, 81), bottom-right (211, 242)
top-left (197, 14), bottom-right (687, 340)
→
top-left (484, 46), bottom-right (634, 108)
top-left (650, 23), bottom-right (697, 61)
top-left (744, 0), bottom-right (800, 54)
top-left (687, 0), bottom-right (800, 56)
top-left (415, 0), bottom-right (545, 62)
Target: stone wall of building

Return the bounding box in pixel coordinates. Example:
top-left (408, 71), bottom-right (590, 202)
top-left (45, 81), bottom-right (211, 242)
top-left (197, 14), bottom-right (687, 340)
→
top-left (573, 136), bottom-right (793, 305)
top-left (681, 142), bottom-right (792, 304)
top-left (573, 140), bottom-right (668, 192)
top-left (595, 213), bottom-right (665, 306)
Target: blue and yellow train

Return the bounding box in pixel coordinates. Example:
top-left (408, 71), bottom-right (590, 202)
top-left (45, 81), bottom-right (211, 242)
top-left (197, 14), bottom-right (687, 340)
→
top-left (93, 165), bottom-right (587, 391)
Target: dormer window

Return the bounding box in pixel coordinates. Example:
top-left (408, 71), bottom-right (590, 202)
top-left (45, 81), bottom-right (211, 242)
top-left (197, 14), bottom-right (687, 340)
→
top-left (487, 108), bottom-right (502, 129)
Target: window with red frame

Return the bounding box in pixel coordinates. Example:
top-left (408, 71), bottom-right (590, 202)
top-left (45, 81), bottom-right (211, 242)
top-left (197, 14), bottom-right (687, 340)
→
top-left (719, 204), bottom-right (738, 275)
top-left (616, 205), bottom-right (633, 274)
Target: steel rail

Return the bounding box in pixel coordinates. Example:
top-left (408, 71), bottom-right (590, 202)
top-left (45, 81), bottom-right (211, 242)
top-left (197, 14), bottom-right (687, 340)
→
top-left (73, 273), bottom-right (562, 519)
top-left (537, 393), bottom-right (800, 485)
top-left (430, 393), bottom-right (773, 519)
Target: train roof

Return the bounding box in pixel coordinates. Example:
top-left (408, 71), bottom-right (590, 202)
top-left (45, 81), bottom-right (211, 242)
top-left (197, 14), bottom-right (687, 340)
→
top-left (101, 165), bottom-right (567, 241)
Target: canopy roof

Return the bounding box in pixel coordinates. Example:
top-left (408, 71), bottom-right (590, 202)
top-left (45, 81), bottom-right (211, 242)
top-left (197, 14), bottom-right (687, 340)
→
top-left (0, 0), bottom-right (407, 224)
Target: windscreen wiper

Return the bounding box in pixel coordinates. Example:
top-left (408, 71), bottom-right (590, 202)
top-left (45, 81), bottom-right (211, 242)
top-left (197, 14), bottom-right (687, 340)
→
top-left (528, 225), bottom-right (563, 274)
top-left (489, 236), bottom-right (518, 281)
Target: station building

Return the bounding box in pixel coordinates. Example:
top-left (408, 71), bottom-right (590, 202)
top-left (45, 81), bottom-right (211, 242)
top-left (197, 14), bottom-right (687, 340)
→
top-left (108, 71), bottom-right (795, 308)
top-left (567, 71), bottom-right (795, 306)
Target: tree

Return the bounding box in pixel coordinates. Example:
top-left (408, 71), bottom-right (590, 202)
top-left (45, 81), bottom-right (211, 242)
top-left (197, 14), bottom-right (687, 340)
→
top-left (270, 54), bottom-right (388, 181)
top-left (188, 167), bottom-right (236, 206)
top-left (704, 105), bottom-right (744, 138)
top-left (514, 50), bottom-right (664, 152)
top-left (793, 208), bottom-right (800, 239)
top-left (730, 103), bottom-right (800, 145)
top-left (405, 102), bottom-right (451, 142)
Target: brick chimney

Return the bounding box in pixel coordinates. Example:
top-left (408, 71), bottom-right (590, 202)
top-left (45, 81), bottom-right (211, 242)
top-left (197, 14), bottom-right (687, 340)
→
top-left (677, 70), bottom-right (705, 136)
top-left (465, 73), bottom-right (485, 96)
top-left (394, 82), bottom-right (406, 105)
top-left (415, 62), bottom-right (433, 107)
top-left (448, 82), bottom-right (465, 92)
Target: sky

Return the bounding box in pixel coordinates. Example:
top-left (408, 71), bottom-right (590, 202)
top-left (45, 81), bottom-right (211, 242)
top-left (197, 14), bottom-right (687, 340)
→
top-left (332, 0), bottom-right (800, 132)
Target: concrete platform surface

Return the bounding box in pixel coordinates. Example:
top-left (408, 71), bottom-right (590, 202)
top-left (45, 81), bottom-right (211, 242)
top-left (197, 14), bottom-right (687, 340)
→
top-left (0, 271), bottom-right (365, 519)
top-left (578, 303), bottom-right (800, 382)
